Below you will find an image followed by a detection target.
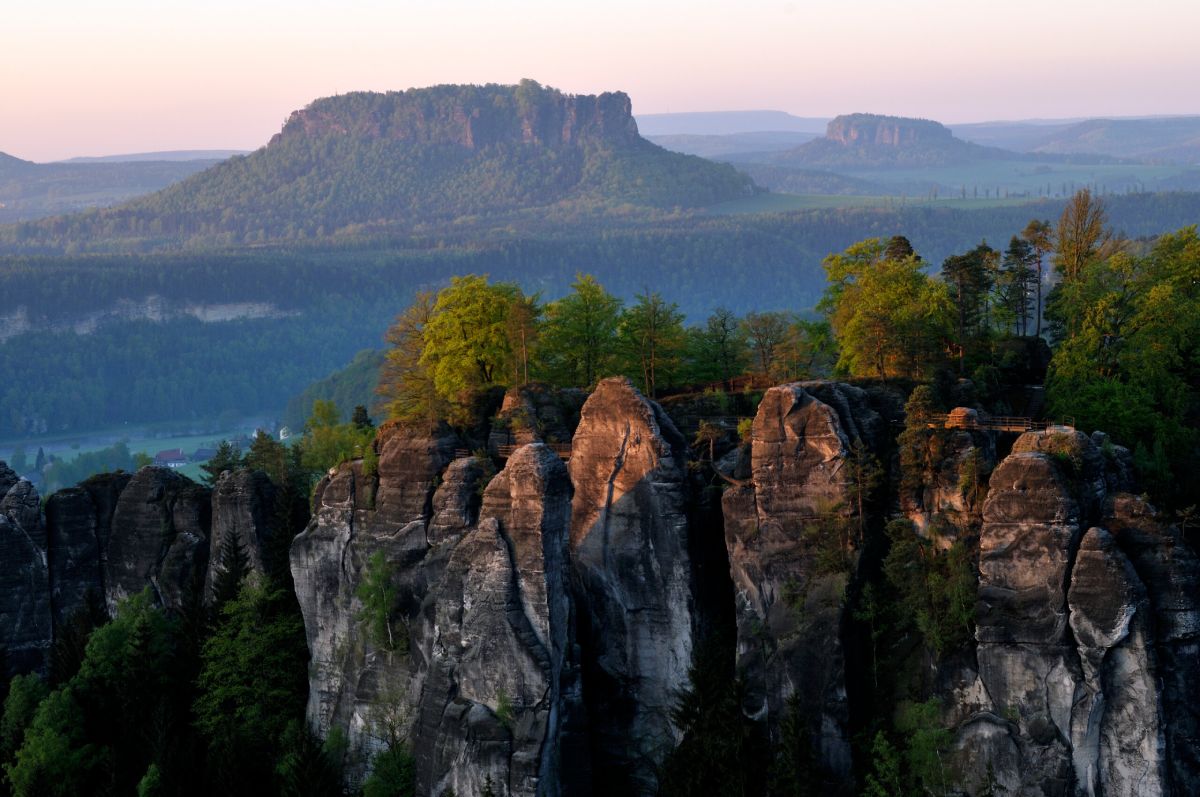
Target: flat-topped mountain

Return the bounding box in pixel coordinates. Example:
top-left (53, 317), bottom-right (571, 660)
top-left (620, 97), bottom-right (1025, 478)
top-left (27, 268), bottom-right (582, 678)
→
top-left (776, 113), bottom-right (1010, 168)
top-left (8, 81), bottom-right (754, 251)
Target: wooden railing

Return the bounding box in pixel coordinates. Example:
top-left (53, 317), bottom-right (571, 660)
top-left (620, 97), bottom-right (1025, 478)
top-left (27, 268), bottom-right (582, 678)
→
top-left (454, 443), bottom-right (572, 461)
top-left (931, 414), bottom-right (1075, 433)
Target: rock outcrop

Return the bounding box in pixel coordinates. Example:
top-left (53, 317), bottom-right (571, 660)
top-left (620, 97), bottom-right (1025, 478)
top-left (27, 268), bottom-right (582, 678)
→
top-left (720, 382), bottom-right (883, 782)
top-left (416, 444), bottom-right (574, 797)
top-left (0, 464), bottom-right (52, 673)
top-left (567, 377), bottom-right (696, 793)
top-left (954, 429), bottom-right (1194, 796)
top-left (104, 467), bottom-right (211, 613)
top-left (290, 420), bottom-right (584, 794)
top-left (207, 469), bottom-right (277, 596)
top-left (290, 424), bottom-right (459, 782)
top-left (44, 472), bottom-right (130, 630)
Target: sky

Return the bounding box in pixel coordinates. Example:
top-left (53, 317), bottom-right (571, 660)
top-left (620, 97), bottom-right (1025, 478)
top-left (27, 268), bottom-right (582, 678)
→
top-left (5, 0), bottom-right (1199, 161)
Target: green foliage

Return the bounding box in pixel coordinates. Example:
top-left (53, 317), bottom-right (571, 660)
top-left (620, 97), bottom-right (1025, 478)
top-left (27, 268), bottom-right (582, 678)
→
top-left (617, 290), bottom-right (686, 397)
top-left (211, 531), bottom-right (251, 612)
top-left (658, 633), bottom-right (759, 797)
top-left (538, 273), bottom-right (623, 388)
top-left (41, 442), bottom-right (147, 493)
top-left (136, 763), bottom-right (163, 797)
top-left (194, 581), bottom-right (309, 781)
top-left (201, 440), bottom-right (244, 486)
top-left (420, 275), bottom-right (527, 421)
top-left (299, 399), bottom-right (375, 474)
top-left (1045, 226), bottom-right (1200, 504)
top-left (283, 349), bottom-right (385, 432)
top-left (494, 690), bottom-right (515, 729)
top-left (6, 590), bottom-right (176, 796)
top-left (362, 745), bottom-right (415, 797)
top-left (769, 693), bottom-right (816, 796)
top-left (0, 675), bottom-right (48, 766)
top-left (275, 721), bottom-right (346, 797)
top-left (356, 552), bottom-right (402, 652)
top-left (822, 238), bottom-right (954, 380)
top-left (883, 519), bottom-right (976, 659)
top-left (861, 731), bottom-right (903, 797)
top-left (895, 700), bottom-right (954, 796)
top-left (897, 386), bottom-right (946, 496)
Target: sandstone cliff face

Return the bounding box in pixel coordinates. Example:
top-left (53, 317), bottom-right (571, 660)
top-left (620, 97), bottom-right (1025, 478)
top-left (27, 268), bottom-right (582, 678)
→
top-left (289, 424), bottom-right (459, 782)
top-left (567, 377), bottom-right (696, 793)
top-left (954, 429), bottom-right (1194, 797)
top-left (44, 472), bottom-right (130, 629)
top-left (104, 467), bottom-right (211, 613)
top-left (278, 84), bottom-right (641, 152)
top-left (487, 382), bottom-right (585, 453)
top-left (0, 464), bottom-right (52, 673)
top-left (824, 114), bottom-right (955, 147)
top-left (207, 469), bottom-right (277, 596)
top-left (417, 444), bottom-right (574, 797)
top-left (720, 382), bottom-right (883, 781)
top-left (289, 421), bottom-right (583, 795)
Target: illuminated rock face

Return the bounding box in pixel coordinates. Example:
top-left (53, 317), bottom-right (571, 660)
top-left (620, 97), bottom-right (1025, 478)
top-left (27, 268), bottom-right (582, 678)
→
top-left (567, 377), bottom-right (696, 795)
top-left (721, 382), bottom-right (883, 786)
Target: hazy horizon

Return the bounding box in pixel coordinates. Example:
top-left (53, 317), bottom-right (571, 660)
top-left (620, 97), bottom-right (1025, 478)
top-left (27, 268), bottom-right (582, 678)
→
top-left (6, 0), bottom-right (1200, 162)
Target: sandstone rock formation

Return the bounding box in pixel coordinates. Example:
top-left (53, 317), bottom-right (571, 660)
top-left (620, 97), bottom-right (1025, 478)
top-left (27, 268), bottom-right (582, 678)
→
top-left (104, 467), bottom-right (211, 613)
top-left (207, 468), bottom-right (277, 596)
top-left (954, 429), bottom-right (1194, 796)
top-left (417, 444), bottom-right (573, 797)
top-left (567, 377), bottom-right (696, 793)
top-left (720, 382), bottom-right (883, 781)
top-left (0, 464), bottom-right (52, 673)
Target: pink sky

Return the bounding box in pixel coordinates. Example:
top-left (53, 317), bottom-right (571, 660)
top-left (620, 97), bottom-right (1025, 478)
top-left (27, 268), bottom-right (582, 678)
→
top-left (5, 0), bottom-right (1198, 162)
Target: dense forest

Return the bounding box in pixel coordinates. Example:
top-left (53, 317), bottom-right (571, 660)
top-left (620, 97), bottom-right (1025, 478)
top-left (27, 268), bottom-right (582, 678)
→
top-left (4, 191), bottom-right (1200, 439)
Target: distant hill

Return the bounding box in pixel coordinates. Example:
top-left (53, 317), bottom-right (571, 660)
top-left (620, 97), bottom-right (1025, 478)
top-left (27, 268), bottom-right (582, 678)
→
top-left (635, 111), bottom-right (829, 136)
top-left (10, 81), bottom-right (755, 250)
top-left (0, 152), bottom-right (224, 224)
top-left (647, 131), bottom-right (817, 158)
top-left (1027, 117), bottom-right (1200, 164)
top-left (60, 150), bottom-right (249, 164)
top-left (774, 113), bottom-right (1012, 169)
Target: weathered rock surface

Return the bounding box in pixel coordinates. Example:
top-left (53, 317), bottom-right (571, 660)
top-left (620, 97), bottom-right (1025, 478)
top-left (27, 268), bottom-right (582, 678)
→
top-left (207, 469), bottom-right (277, 596)
top-left (1104, 493), bottom-right (1200, 795)
top-left (567, 377), bottom-right (695, 793)
top-left (955, 430), bottom-right (1193, 796)
top-left (290, 426), bottom-right (458, 782)
top-left (720, 382), bottom-right (882, 782)
top-left (417, 444), bottom-right (574, 797)
top-left (0, 464), bottom-right (52, 673)
top-left (904, 423), bottom-right (996, 539)
top-left (104, 467), bottom-right (211, 613)
top-left (487, 382), bottom-right (585, 452)
top-left (43, 472), bottom-right (130, 630)
top-left (1067, 527), bottom-right (1166, 796)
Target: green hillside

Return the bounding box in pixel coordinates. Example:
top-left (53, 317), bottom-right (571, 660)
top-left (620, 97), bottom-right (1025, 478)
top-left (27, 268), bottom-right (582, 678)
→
top-left (6, 82), bottom-right (754, 251)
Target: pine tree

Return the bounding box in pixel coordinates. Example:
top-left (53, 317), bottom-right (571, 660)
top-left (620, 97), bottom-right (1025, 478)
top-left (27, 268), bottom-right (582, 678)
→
top-left (211, 532), bottom-right (251, 611)
top-left (351, 405), bottom-right (373, 430)
top-left (201, 441), bottom-right (243, 486)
